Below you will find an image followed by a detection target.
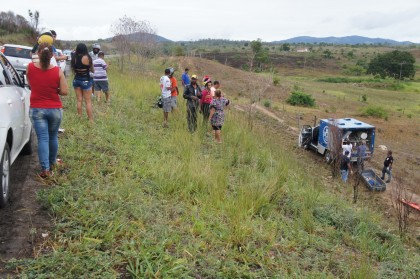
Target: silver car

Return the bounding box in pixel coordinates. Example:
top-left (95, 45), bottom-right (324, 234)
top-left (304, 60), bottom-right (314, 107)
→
top-left (2, 44), bottom-right (32, 73)
top-left (0, 53), bottom-right (32, 208)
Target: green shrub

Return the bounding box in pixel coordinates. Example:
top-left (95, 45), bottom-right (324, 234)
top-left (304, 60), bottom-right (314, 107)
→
top-left (263, 99), bottom-right (272, 108)
top-left (362, 94), bottom-right (367, 102)
top-left (286, 89), bottom-right (315, 107)
top-left (360, 105), bottom-right (388, 119)
top-left (273, 76), bottom-right (280, 86)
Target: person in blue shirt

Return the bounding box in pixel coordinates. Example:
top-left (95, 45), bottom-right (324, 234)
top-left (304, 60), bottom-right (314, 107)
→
top-left (181, 68), bottom-right (190, 89)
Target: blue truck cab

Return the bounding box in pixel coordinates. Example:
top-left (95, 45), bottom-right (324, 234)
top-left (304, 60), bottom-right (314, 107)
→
top-left (299, 118), bottom-right (376, 163)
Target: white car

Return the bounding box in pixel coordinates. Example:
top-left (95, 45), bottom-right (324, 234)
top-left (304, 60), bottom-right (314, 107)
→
top-left (1, 44), bottom-right (32, 73)
top-left (0, 53), bottom-right (32, 208)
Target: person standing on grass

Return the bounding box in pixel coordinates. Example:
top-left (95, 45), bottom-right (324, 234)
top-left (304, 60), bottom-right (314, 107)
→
top-left (26, 43), bottom-right (68, 178)
top-left (71, 43), bottom-right (94, 124)
top-left (160, 68), bottom-right (172, 128)
top-left (211, 80), bottom-right (221, 97)
top-left (183, 75), bottom-right (202, 132)
top-left (90, 43), bottom-right (101, 96)
top-left (381, 150), bottom-right (393, 183)
top-left (200, 79), bottom-right (213, 123)
top-left (93, 51), bottom-right (110, 103)
top-left (209, 89), bottom-right (230, 143)
top-left (340, 150), bottom-right (352, 183)
top-left (169, 68), bottom-right (179, 112)
top-left (181, 68), bottom-right (190, 89)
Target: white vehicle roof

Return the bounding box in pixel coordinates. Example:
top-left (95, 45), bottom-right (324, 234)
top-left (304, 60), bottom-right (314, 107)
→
top-left (3, 44), bottom-right (32, 49)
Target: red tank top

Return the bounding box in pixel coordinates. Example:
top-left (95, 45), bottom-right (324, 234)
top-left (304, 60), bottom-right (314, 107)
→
top-left (27, 63), bottom-right (62, 108)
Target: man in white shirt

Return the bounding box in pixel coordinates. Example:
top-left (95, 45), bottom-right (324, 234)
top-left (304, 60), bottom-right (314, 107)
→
top-left (342, 141), bottom-right (353, 158)
top-left (160, 68), bottom-right (172, 128)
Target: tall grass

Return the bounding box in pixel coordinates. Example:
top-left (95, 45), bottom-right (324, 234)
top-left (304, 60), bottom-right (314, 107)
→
top-left (7, 64), bottom-right (419, 278)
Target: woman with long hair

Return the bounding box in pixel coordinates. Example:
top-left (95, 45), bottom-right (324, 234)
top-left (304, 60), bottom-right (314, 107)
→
top-left (71, 43), bottom-right (94, 123)
top-left (26, 43), bottom-right (68, 178)
top-left (200, 79), bottom-right (213, 123)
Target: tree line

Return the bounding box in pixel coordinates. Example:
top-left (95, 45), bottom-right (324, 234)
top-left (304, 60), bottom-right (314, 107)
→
top-left (0, 10), bottom-right (38, 38)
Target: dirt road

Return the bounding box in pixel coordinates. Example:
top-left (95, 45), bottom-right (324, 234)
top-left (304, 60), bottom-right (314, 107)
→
top-left (0, 147), bottom-right (51, 276)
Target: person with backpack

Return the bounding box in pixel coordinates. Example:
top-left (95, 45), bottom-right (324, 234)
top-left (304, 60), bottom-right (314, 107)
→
top-left (183, 75), bottom-right (202, 132)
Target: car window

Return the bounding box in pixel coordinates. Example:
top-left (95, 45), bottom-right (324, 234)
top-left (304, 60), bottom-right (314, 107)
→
top-left (0, 55), bottom-right (20, 86)
top-left (4, 46), bottom-right (32, 59)
top-left (0, 57), bottom-right (11, 86)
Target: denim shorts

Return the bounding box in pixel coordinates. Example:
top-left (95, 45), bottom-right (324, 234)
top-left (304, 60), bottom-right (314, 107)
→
top-left (73, 78), bottom-right (92, 90)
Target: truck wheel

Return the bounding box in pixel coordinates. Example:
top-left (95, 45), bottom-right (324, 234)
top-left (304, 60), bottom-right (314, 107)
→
top-left (0, 143), bottom-right (11, 208)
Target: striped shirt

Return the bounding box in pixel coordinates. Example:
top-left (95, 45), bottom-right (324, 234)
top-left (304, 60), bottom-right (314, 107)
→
top-left (93, 58), bottom-right (108, 81)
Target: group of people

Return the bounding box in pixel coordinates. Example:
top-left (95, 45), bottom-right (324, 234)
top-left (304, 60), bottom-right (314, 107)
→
top-left (339, 140), bottom-right (393, 184)
top-left (26, 29), bottom-right (110, 178)
top-left (160, 67), bottom-right (229, 143)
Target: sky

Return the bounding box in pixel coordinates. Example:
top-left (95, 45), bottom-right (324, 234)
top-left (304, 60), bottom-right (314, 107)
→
top-left (3, 0), bottom-right (420, 43)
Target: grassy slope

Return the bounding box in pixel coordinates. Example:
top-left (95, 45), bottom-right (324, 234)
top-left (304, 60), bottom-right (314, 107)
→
top-left (7, 64), bottom-right (419, 278)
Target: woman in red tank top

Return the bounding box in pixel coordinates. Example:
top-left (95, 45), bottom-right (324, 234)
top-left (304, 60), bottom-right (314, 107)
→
top-left (26, 43), bottom-right (68, 178)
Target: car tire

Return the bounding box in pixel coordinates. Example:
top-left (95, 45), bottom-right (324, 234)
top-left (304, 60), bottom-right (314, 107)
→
top-left (20, 129), bottom-right (33, 155)
top-left (0, 143), bottom-right (11, 208)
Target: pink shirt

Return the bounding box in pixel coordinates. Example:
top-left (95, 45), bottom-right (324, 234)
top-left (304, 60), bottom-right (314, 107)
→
top-left (200, 89), bottom-right (213, 104)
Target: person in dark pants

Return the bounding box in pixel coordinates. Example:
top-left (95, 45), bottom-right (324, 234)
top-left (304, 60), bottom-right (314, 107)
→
top-left (200, 79), bottom-right (213, 123)
top-left (356, 140), bottom-right (367, 172)
top-left (183, 75), bottom-right (202, 132)
top-left (381, 150), bottom-right (393, 183)
top-left (340, 150), bottom-right (352, 183)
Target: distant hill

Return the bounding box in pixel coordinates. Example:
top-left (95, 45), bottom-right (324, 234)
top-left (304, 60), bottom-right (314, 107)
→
top-left (105, 32), bottom-right (172, 43)
top-left (272, 36), bottom-right (415, 45)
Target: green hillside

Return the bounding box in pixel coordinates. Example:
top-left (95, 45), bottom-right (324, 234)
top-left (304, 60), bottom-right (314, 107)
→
top-left (6, 61), bottom-right (419, 278)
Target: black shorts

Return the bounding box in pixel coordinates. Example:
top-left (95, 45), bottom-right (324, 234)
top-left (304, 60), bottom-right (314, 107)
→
top-left (212, 125), bottom-right (222, 131)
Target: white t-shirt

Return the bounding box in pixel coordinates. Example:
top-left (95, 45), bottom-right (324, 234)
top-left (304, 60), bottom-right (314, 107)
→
top-left (342, 144), bottom-right (353, 158)
top-left (160, 75), bottom-right (171, 98)
top-left (210, 86), bottom-right (216, 97)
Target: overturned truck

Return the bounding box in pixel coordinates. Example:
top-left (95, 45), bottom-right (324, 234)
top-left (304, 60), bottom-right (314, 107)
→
top-left (298, 118), bottom-right (376, 163)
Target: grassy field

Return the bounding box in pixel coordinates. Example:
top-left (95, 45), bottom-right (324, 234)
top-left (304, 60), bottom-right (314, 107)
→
top-left (5, 62), bottom-right (419, 278)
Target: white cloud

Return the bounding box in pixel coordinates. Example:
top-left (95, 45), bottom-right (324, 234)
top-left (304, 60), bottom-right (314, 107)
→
top-left (3, 0), bottom-right (420, 43)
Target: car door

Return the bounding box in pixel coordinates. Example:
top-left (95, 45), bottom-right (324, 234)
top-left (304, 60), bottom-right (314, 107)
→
top-left (0, 56), bottom-right (25, 162)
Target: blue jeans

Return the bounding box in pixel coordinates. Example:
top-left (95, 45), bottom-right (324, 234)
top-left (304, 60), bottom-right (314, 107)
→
top-left (381, 166), bottom-right (392, 181)
top-left (341, 169), bottom-right (349, 183)
top-left (30, 108), bottom-right (62, 171)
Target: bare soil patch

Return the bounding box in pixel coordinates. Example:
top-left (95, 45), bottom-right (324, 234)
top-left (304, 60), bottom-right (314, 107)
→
top-left (0, 146), bottom-right (51, 277)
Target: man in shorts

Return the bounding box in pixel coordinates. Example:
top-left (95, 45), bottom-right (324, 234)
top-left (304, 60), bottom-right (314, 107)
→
top-left (160, 68), bottom-right (172, 128)
top-left (93, 51), bottom-right (110, 103)
top-left (169, 68), bottom-right (179, 111)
